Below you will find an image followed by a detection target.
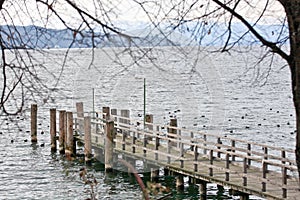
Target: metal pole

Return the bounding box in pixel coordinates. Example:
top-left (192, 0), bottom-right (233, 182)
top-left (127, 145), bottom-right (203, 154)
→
top-left (144, 78), bottom-right (146, 129)
top-left (92, 88), bottom-right (95, 118)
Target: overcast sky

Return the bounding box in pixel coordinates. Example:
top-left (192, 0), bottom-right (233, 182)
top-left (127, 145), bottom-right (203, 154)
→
top-left (0, 0), bottom-right (285, 29)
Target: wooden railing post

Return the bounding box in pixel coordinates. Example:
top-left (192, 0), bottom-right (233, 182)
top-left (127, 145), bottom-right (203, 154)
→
top-left (264, 147), bottom-right (268, 171)
top-left (155, 125), bottom-right (160, 160)
top-left (31, 104), bottom-right (38, 142)
top-left (217, 138), bottom-right (221, 158)
top-left (103, 107), bottom-right (110, 121)
top-left (180, 142), bottom-right (184, 168)
top-left (50, 108), bottom-right (57, 152)
top-left (194, 145), bottom-right (198, 172)
top-left (225, 153), bottom-right (230, 181)
top-left (120, 109), bottom-right (130, 137)
top-left (132, 130), bottom-right (136, 153)
top-left (66, 112), bottom-right (74, 156)
top-left (243, 158), bottom-right (247, 186)
top-left (282, 166), bottom-right (287, 198)
top-left (209, 150), bottom-right (214, 176)
top-left (190, 132), bottom-right (194, 151)
top-left (168, 118), bottom-right (177, 146)
top-left (247, 143), bottom-right (251, 166)
top-left (167, 139), bottom-right (171, 164)
top-left (111, 109), bottom-right (117, 122)
top-left (262, 161), bottom-right (267, 192)
top-left (59, 110), bottom-right (66, 154)
top-left (105, 120), bottom-right (115, 172)
top-left (145, 114), bottom-right (153, 142)
top-left (231, 140), bottom-right (236, 161)
top-left (203, 134), bottom-right (207, 155)
top-left (84, 116), bottom-right (92, 162)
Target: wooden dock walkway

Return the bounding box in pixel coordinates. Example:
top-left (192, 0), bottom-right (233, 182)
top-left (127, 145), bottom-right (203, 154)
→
top-left (42, 103), bottom-right (300, 200)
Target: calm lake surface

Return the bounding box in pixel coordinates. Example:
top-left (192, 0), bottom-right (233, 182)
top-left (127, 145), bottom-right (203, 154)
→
top-left (0, 47), bottom-right (295, 199)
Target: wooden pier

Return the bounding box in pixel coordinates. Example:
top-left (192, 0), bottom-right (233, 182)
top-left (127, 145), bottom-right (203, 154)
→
top-left (32, 103), bottom-right (300, 199)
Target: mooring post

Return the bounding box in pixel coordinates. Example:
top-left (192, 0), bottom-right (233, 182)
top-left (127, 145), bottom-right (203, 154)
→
top-left (50, 108), bottom-right (57, 152)
top-left (84, 116), bottom-right (92, 162)
top-left (65, 112), bottom-right (74, 157)
top-left (76, 102), bottom-right (84, 133)
top-left (31, 104), bottom-right (38, 142)
top-left (59, 110), bottom-right (66, 154)
top-left (105, 120), bottom-right (115, 172)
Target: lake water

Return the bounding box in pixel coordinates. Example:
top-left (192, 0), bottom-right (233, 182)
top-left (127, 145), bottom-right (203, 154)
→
top-left (0, 46), bottom-right (295, 199)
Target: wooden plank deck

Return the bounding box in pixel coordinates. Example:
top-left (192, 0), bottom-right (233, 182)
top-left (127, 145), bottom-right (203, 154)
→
top-left (74, 112), bottom-right (300, 200)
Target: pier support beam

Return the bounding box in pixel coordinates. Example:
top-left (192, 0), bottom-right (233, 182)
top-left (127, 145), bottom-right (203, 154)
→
top-left (50, 108), bottom-right (57, 152)
top-left (105, 120), bottom-right (115, 172)
top-left (199, 180), bottom-right (207, 200)
top-left (31, 104), bottom-right (38, 142)
top-left (229, 189), bottom-right (249, 200)
top-left (150, 167), bottom-right (159, 182)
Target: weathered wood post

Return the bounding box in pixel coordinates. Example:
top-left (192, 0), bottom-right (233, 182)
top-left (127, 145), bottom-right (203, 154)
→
top-left (84, 116), bottom-right (92, 162)
top-left (105, 120), bottom-right (115, 172)
top-left (31, 104), bottom-right (38, 142)
top-left (50, 108), bottom-right (57, 152)
top-left (76, 102), bottom-right (84, 133)
top-left (59, 110), bottom-right (66, 154)
top-left (65, 112), bottom-right (74, 157)
top-left (167, 118), bottom-right (177, 146)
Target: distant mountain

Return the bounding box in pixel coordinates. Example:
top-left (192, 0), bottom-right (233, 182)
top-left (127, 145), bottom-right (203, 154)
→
top-left (0, 25), bottom-right (190, 49)
top-left (0, 22), bottom-right (288, 49)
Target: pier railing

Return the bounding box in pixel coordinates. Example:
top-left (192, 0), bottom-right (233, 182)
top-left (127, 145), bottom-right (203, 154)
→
top-left (37, 103), bottom-right (299, 200)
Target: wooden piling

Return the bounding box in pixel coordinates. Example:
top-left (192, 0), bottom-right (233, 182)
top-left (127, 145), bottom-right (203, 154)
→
top-left (199, 180), bottom-right (207, 200)
top-left (50, 108), bottom-right (57, 152)
top-left (150, 168), bottom-right (159, 182)
top-left (84, 116), bottom-right (92, 162)
top-left (176, 175), bottom-right (184, 191)
top-left (31, 104), bottom-right (38, 142)
top-left (76, 102), bottom-right (84, 133)
top-left (65, 112), bottom-right (74, 156)
top-left (105, 120), bottom-right (115, 172)
top-left (59, 110), bottom-right (66, 154)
